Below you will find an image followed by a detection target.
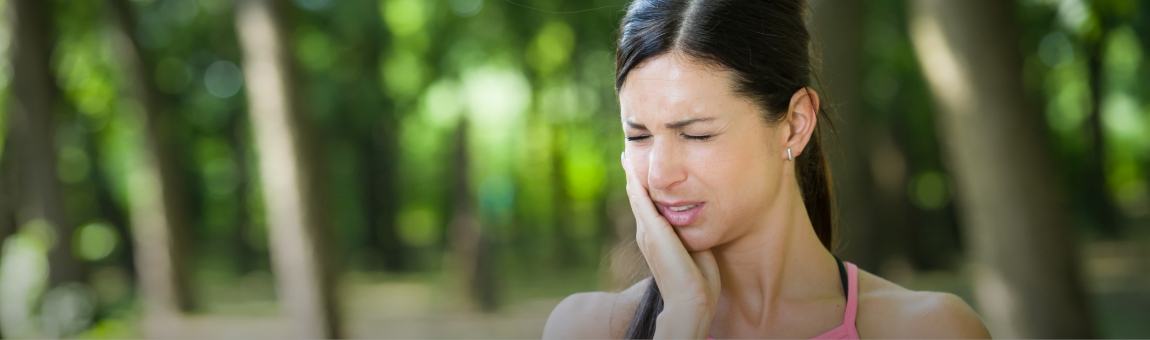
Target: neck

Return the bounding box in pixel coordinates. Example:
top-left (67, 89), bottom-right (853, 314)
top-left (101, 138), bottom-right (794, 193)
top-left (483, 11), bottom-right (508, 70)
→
top-left (709, 183), bottom-right (839, 331)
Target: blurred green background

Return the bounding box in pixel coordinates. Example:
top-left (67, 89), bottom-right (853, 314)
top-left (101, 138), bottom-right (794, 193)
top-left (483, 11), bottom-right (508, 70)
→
top-left (0, 0), bottom-right (1147, 338)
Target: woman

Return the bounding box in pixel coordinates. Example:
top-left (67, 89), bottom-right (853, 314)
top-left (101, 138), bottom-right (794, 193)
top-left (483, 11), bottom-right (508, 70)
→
top-left (543, 0), bottom-right (991, 338)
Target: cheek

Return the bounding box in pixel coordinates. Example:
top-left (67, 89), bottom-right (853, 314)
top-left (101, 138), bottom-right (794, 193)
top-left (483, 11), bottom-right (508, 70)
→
top-left (623, 146), bottom-right (651, 183)
top-left (687, 150), bottom-right (739, 192)
top-left (690, 137), bottom-right (770, 190)
top-left (699, 139), bottom-right (779, 225)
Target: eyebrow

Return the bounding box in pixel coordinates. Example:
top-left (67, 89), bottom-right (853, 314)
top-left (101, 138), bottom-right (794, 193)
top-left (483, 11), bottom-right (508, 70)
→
top-left (625, 117), bottom-right (716, 130)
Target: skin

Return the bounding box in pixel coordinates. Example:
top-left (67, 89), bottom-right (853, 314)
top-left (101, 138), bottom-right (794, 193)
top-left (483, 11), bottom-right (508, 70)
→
top-left (542, 52), bottom-right (991, 339)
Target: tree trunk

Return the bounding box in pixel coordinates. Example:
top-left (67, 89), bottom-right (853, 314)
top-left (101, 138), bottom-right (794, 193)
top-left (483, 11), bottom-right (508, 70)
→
top-left (81, 117), bottom-right (138, 283)
top-left (235, 0), bottom-right (341, 337)
top-left (0, 136), bottom-right (15, 253)
top-left (105, 0), bottom-right (195, 323)
top-left (359, 117), bottom-right (407, 271)
top-left (909, 0), bottom-right (1094, 337)
top-left (1084, 21), bottom-right (1119, 238)
top-left (351, 6), bottom-right (406, 271)
top-left (447, 119), bottom-right (498, 312)
top-left (226, 110), bottom-right (257, 273)
top-left (6, 0), bottom-right (83, 287)
top-left (549, 128), bottom-right (580, 267)
top-left (809, 0), bottom-right (886, 270)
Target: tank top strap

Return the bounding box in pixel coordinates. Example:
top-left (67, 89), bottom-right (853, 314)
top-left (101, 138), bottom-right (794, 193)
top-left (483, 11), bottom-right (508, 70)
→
top-left (842, 261), bottom-right (860, 326)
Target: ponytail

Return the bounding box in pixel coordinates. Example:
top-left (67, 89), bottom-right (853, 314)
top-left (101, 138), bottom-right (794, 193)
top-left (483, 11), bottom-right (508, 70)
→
top-left (797, 115), bottom-right (836, 251)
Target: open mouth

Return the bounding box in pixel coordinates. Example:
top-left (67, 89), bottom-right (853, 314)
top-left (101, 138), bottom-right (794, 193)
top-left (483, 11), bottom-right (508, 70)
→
top-left (655, 201), bottom-right (705, 227)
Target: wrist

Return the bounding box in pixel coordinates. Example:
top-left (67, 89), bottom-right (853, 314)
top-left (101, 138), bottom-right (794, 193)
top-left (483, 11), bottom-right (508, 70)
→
top-left (655, 306), bottom-right (713, 339)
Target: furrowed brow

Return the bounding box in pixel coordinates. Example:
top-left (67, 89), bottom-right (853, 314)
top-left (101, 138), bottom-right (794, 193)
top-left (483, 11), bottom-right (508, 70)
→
top-left (665, 117), bottom-right (715, 129)
top-left (625, 119), bottom-right (648, 130)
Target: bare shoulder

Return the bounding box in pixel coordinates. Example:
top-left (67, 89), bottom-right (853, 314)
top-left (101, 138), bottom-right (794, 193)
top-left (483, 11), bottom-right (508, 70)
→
top-left (855, 269), bottom-right (991, 338)
top-left (543, 278), bottom-right (650, 339)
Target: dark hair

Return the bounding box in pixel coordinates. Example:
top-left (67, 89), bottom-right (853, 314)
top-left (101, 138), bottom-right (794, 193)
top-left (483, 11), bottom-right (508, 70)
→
top-left (614, 0), bottom-right (835, 338)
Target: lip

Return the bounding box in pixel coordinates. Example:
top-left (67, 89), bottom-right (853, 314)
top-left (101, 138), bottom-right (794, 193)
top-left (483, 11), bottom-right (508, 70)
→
top-left (654, 201), bottom-right (705, 227)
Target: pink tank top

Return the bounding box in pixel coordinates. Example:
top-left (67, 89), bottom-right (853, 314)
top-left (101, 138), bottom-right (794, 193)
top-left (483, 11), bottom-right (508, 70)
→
top-left (809, 261), bottom-right (860, 339)
top-left (706, 261), bottom-right (860, 339)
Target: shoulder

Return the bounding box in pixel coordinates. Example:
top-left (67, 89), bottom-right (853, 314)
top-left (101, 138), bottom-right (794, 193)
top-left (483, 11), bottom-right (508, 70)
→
top-left (855, 269), bottom-right (991, 338)
top-left (543, 278), bottom-right (650, 339)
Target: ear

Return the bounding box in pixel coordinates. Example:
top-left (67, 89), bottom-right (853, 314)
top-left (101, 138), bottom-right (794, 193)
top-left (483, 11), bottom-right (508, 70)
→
top-left (783, 87), bottom-right (820, 159)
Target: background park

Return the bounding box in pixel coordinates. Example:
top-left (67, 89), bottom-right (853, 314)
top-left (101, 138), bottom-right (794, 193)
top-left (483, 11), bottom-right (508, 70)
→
top-left (0, 0), bottom-right (1147, 338)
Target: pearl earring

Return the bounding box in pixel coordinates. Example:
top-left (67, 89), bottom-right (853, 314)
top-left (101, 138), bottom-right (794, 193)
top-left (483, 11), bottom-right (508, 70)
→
top-left (786, 147), bottom-right (794, 161)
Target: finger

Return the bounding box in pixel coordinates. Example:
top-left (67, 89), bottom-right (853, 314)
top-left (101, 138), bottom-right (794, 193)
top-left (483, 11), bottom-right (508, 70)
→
top-left (621, 155), bottom-right (699, 282)
top-left (621, 158), bottom-right (679, 252)
top-left (621, 152), bottom-right (657, 251)
top-left (620, 155), bottom-right (666, 231)
top-left (622, 160), bottom-right (663, 261)
top-left (621, 155), bottom-right (679, 255)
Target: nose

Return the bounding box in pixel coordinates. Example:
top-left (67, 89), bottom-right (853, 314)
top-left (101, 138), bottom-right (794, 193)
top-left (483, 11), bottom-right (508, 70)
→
top-left (646, 139), bottom-right (688, 191)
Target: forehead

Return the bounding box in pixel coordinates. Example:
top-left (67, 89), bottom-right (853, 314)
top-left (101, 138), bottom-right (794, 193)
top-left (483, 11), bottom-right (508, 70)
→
top-left (618, 54), bottom-right (749, 122)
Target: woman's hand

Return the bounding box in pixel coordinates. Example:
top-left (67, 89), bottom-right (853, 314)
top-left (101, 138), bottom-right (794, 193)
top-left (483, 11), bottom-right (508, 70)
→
top-left (621, 152), bottom-right (722, 339)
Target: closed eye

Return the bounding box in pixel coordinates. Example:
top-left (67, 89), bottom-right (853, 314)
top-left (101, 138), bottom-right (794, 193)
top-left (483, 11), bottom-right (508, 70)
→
top-left (625, 135), bottom-right (651, 142)
top-left (682, 133), bottom-right (713, 141)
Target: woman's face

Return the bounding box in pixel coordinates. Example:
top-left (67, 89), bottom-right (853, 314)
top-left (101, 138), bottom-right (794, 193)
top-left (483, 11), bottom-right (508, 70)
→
top-left (619, 53), bottom-right (790, 252)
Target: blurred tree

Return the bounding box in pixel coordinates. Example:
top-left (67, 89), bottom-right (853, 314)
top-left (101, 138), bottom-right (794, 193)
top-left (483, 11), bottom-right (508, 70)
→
top-left (224, 101), bottom-right (258, 274)
top-left (0, 111), bottom-right (10, 340)
top-left (1083, 2), bottom-right (1120, 238)
top-left (0, 130), bottom-right (13, 257)
top-left (344, 1), bottom-right (407, 272)
top-left (447, 118), bottom-right (498, 312)
top-left (5, 0), bottom-right (84, 287)
top-left (809, 0), bottom-right (884, 269)
top-left (910, 0), bottom-right (1094, 337)
top-left (235, 0), bottom-right (340, 337)
top-left (77, 112), bottom-right (137, 282)
top-left (550, 128), bottom-right (580, 267)
top-left (105, 0), bottom-right (195, 323)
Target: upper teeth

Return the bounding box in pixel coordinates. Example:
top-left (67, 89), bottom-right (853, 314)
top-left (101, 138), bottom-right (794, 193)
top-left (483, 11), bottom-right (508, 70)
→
top-left (669, 204), bottom-right (697, 212)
